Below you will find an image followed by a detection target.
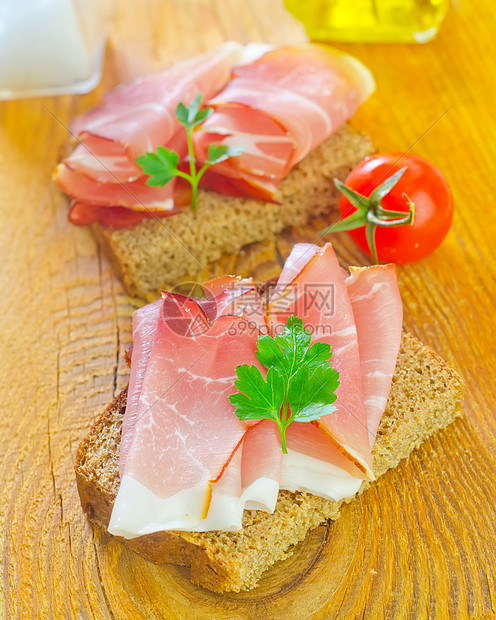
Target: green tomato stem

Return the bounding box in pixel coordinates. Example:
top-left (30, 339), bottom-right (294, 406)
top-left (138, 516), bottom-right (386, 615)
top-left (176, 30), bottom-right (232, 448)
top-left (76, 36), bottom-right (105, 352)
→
top-left (325, 171), bottom-right (416, 264)
top-left (366, 221), bottom-right (378, 263)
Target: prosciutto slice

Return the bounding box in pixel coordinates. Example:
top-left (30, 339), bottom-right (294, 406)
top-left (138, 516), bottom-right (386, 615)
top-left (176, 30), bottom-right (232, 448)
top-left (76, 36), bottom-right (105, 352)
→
top-left (110, 292), bottom-right (263, 537)
top-left (266, 242), bottom-right (374, 479)
top-left (119, 279), bottom-right (267, 469)
top-left (202, 275), bottom-right (268, 333)
top-left (110, 245), bottom-right (404, 537)
top-left (54, 43), bottom-right (243, 217)
top-left (119, 299), bottom-right (162, 475)
top-left (54, 162), bottom-right (177, 210)
top-left (346, 265), bottom-right (403, 446)
top-left (194, 45), bottom-right (375, 199)
top-left (69, 42), bottom-right (243, 182)
top-left (240, 420), bottom-right (281, 512)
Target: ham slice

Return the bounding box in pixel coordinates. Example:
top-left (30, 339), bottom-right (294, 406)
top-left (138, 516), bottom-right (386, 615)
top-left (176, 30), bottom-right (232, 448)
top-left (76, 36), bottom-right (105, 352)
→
top-left (240, 420), bottom-right (281, 512)
top-left (112, 278), bottom-right (272, 535)
top-left (194, 45), bottom-right (374, 199)
top-left (110, 246), bottom-right (404, 537)
top-left (110, 291), bottom-right (264, 537)
top-left (67, 202), bottom-right (158, 228)
top-left (54, 162), bottom-right (177, 210)
top-left (119, 299), bottom-right (162, 476)
top-left (346, 265), bottom-right (403, 446)
top-left (202, 275), bottom-right (268, 334)
top-left (68, 42), bottom-right (243, 183)
top-left (54, 43), bottom-right (243, 219)
top-left (266, 242), bottom-right (374, 479)
top-left (119, 280), bottom-right (267, 470)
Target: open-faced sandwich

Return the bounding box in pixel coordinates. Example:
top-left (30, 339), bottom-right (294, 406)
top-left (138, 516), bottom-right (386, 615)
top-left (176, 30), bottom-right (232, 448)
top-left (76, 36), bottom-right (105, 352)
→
top-left (54, 42), bottom-right (376, 297)
top-left (75, 242), bottom-right (463, 592)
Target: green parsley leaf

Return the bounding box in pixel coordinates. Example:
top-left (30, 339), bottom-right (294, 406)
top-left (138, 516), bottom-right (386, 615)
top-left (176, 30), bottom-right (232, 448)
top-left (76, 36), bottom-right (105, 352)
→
top-left (207, 144), bottom-right (246, 165)
top-left (229, 365), bottom-right (285, 421)
top-left (288, 365), bottom-right (338, 421)
top-left (192, 106), bottom-right (212, 127)
top-left (137, 95), bottom-right (244, 209)
top-left (229, 315), bottom-right (340, 453)
top-left (206, 144), bottom-right (229, 165)
top-left (174, 101), bottom-right (190, 127)
top-left (136, 147), bottom-right (179, 187)
top-left (302, 341), bottom-right (332, 370)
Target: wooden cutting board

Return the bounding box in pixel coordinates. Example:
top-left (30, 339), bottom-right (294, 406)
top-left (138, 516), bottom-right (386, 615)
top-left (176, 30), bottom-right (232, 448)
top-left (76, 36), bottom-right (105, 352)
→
top-left (1, 0), bottom-right (495, 618)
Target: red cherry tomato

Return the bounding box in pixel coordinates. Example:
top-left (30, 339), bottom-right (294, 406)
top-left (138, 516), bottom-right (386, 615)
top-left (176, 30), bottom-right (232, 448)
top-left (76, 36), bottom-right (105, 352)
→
top-left (338, 153), bottom-right (454, 263)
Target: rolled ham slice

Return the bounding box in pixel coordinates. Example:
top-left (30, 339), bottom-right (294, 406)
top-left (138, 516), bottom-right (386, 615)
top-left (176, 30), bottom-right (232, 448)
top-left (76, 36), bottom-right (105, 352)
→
top-left (69, 42), bottom-right (243, 183)
top-left (54, 43), bottom-right (243, 217)
top-left (194, 45), bottom-right (375, 199)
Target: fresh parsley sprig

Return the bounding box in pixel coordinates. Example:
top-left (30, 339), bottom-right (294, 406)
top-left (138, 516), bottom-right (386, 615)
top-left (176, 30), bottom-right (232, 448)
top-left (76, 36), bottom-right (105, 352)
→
top-left (136, 94), bottom-right (244, 210)
top-left (229, 316), bottom-right (340, 454)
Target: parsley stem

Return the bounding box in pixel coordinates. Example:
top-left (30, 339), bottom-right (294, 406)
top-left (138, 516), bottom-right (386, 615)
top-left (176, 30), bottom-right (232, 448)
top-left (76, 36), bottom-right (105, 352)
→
top-left (280, 425), bottom-right (288, 454)
top-left (191, 181), bottom-right (198, 212)
top-left (279, 399), bottom-right (291, 454)
top-left (185, 127), bottom-right (199, 210)
top-left (137, 97), bottom-right (245, 213)
top-left (196, 163), bottom-right (210, 182)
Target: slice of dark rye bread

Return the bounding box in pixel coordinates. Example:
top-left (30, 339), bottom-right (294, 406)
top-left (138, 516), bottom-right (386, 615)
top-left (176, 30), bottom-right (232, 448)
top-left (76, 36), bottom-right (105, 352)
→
top-left (75, 332), bottom-right (463, 593)
top-left (92, 124), bottom-right (376, 297)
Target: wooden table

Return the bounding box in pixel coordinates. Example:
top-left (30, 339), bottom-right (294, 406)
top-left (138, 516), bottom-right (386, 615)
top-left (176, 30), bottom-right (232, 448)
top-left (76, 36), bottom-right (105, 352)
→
top-left (1, 1), bottom-right (495, 618)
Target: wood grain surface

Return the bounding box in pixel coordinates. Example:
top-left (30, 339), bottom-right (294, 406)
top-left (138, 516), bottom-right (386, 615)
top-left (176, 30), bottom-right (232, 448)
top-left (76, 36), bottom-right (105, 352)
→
top-left (1, 0), bottom-right (495, 618)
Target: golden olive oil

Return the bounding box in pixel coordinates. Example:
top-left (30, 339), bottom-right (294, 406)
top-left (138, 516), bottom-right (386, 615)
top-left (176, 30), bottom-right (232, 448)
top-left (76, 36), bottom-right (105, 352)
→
top-left (284, 0), bottom-right (449, 43)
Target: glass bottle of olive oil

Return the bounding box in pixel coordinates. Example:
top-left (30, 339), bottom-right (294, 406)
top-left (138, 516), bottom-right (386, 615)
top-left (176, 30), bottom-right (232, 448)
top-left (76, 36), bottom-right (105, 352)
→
top-left (284, 0), bottom-right (449, 43)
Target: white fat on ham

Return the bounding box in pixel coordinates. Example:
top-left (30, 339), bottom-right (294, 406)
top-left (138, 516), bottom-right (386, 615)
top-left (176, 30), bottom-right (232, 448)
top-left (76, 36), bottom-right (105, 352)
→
top-left (238, 43), bottom-right (274, 66)
top-left (280, 451), bottom-right (362, 501)
top-left (280, 422), bottom-right (363, 501)
top-left (240, 420), bottom-right (281, 512)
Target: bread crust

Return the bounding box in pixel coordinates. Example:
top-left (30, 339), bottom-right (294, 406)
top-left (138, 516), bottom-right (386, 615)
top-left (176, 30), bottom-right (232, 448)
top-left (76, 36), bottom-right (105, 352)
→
top-left (75, 332), bottom-right (463, 592)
